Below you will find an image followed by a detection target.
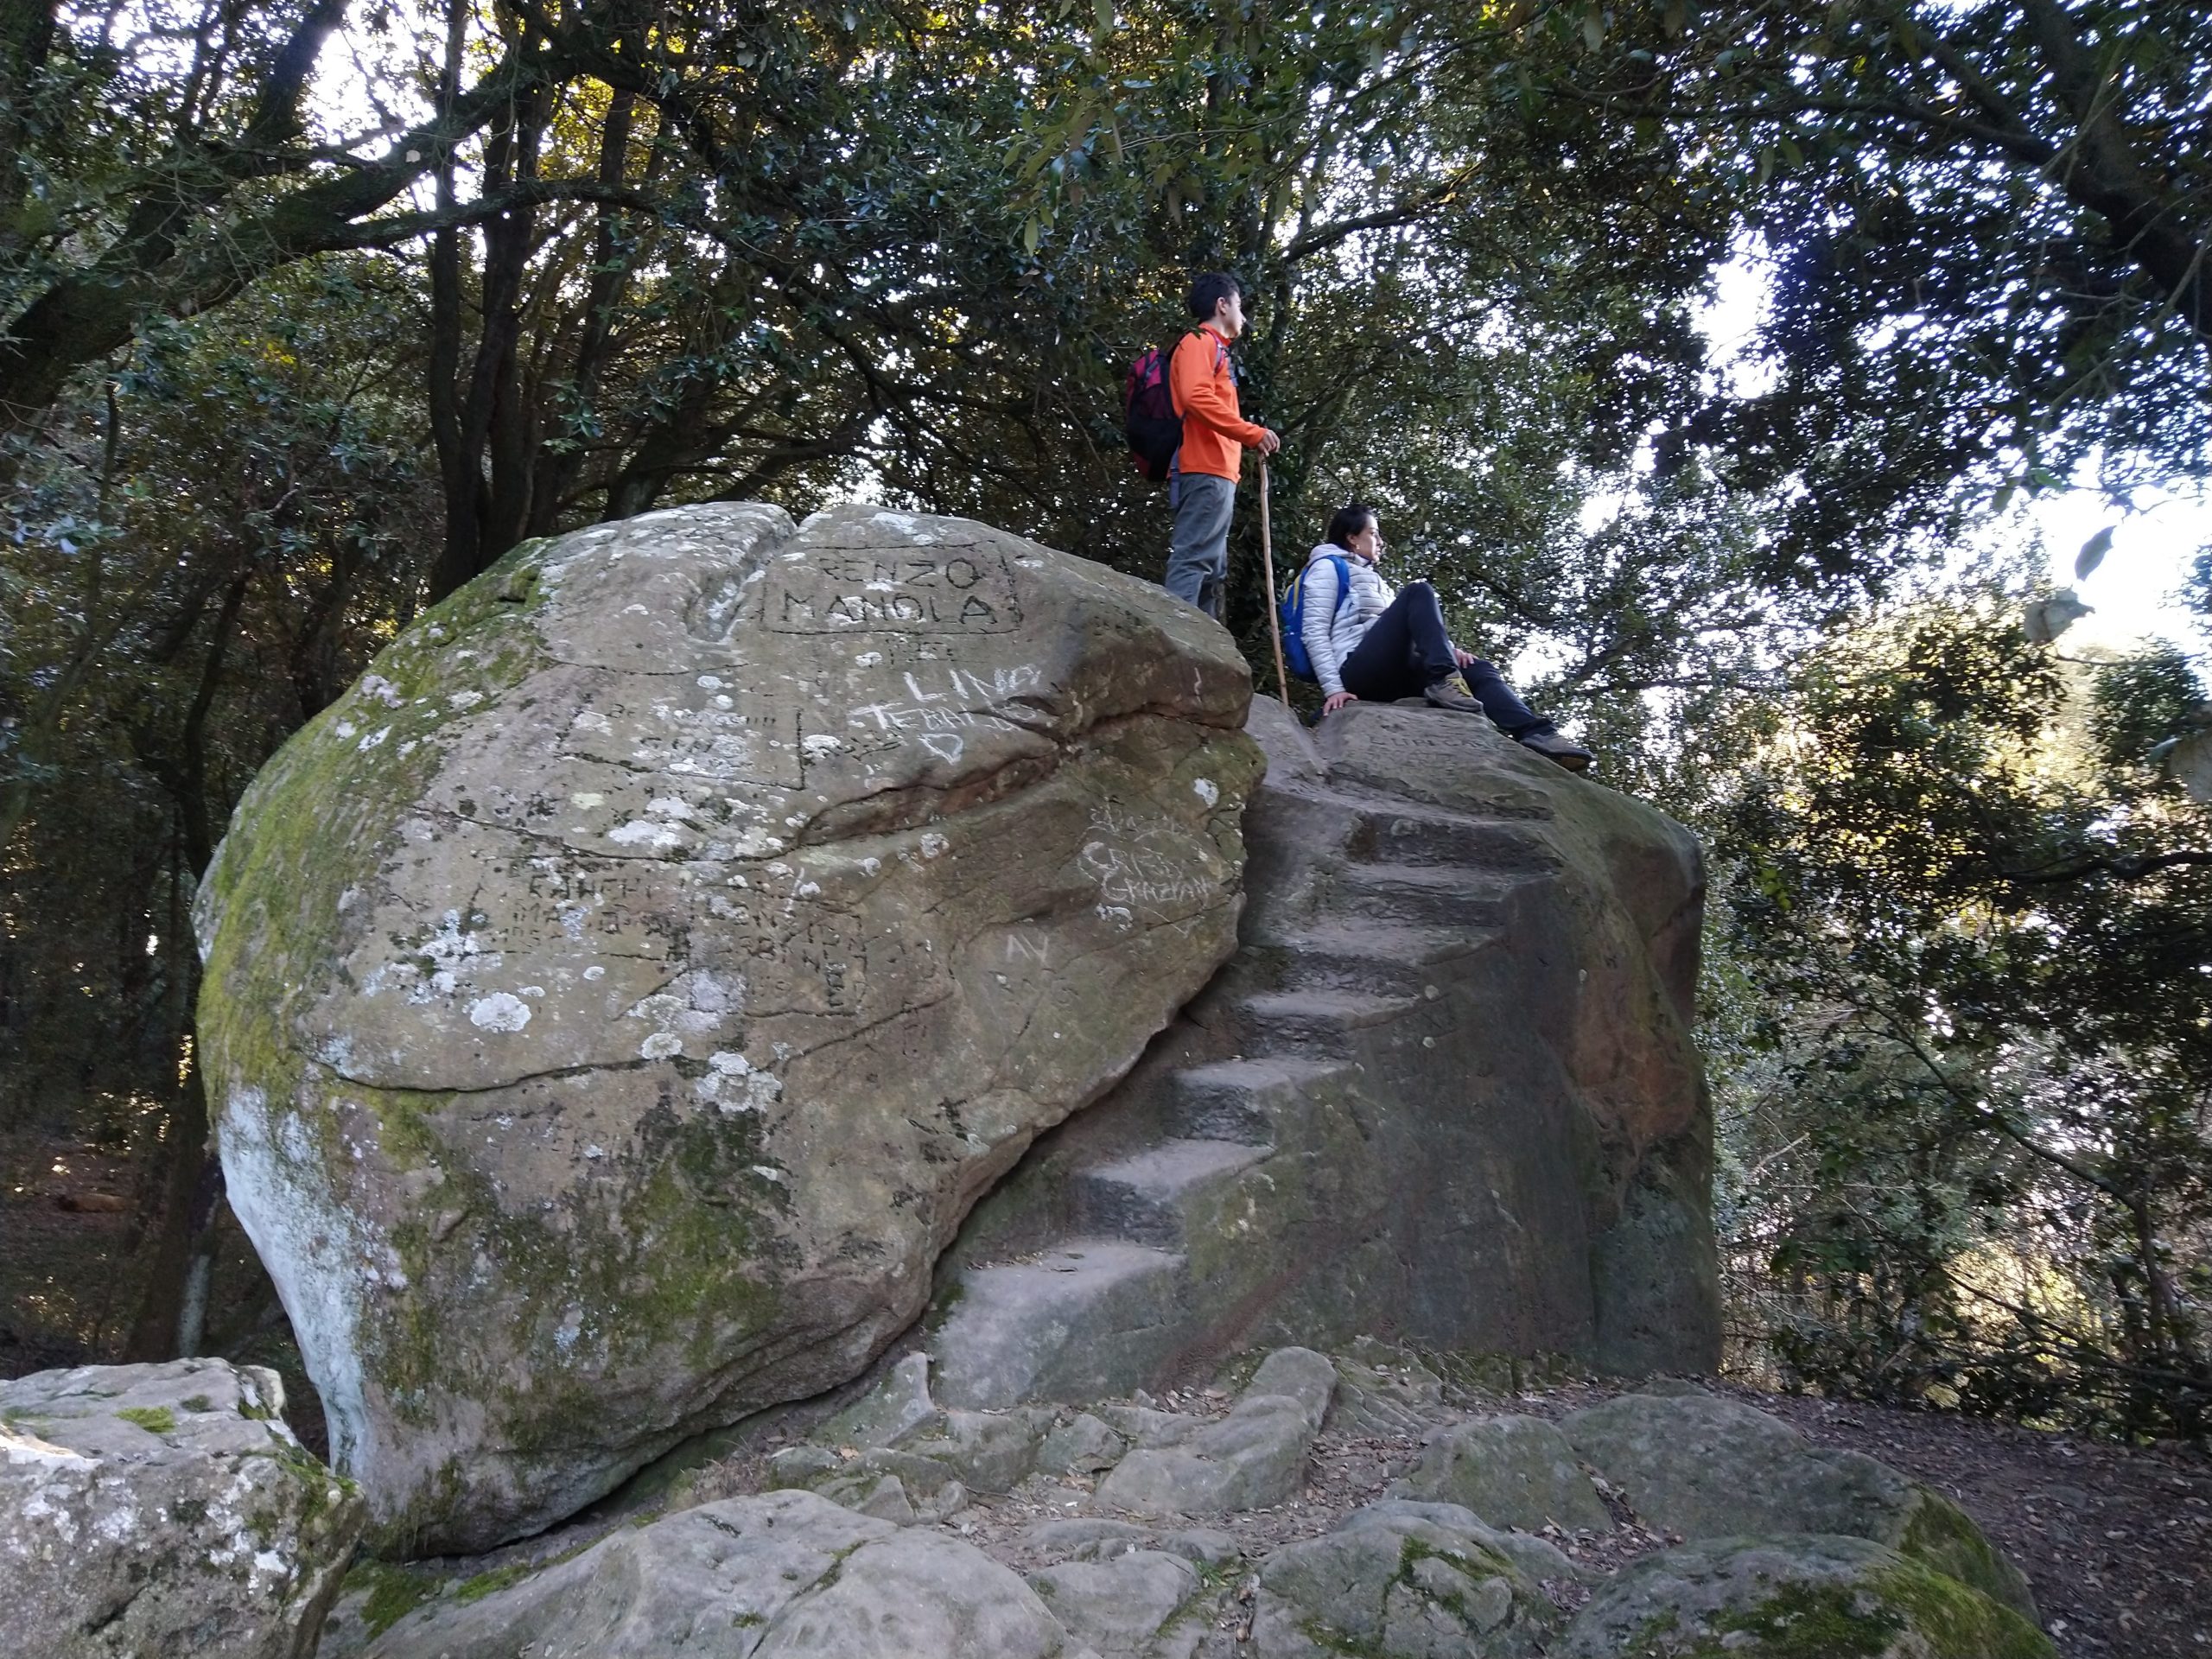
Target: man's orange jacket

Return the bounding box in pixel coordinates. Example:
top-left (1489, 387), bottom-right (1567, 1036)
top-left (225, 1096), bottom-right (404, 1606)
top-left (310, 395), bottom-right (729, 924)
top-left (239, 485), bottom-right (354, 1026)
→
top-left (1169, 326), bottom-right (1266, 483)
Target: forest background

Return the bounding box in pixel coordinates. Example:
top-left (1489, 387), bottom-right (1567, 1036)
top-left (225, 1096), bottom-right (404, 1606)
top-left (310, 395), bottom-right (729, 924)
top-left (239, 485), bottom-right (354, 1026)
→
top-left (3, 0), bottom-right (2208, 1448)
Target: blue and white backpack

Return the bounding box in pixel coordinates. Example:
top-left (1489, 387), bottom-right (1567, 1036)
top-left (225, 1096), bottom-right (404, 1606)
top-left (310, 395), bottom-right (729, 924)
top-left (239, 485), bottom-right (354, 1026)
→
top-left (1279, 554), bottom-right (1352, 682)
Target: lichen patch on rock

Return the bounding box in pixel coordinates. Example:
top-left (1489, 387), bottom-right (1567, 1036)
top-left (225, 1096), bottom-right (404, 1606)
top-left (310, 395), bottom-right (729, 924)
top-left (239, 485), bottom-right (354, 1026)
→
top-left (0, 1357), bottom-right (365, 1659)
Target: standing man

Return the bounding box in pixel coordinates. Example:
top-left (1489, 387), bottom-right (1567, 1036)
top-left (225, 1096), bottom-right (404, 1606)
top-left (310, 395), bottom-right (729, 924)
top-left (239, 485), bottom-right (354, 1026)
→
top-left (1165, 271), bottom-right (1280, 619)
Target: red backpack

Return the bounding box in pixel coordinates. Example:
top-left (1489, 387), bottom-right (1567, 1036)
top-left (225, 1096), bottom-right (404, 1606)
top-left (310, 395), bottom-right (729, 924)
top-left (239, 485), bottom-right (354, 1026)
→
top-left (1123, 345), bottom-right (1181, 481)
top-left (1123, 332), bottom-right (1231, 481)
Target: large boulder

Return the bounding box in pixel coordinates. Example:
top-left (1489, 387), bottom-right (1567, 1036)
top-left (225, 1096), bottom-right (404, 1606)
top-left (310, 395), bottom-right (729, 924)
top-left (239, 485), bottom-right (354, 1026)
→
top-left (1561, 1392), bottom-right (2037, 1618)
top-left (194, 503), bottom-right (1261, 1553)
top-left (360, 1488), bottom-right (1089, 1658)
top-left (1552, 1534), bottom-right (2054, 1659)
top-left (0, 1358), bottom-right (365, 1659)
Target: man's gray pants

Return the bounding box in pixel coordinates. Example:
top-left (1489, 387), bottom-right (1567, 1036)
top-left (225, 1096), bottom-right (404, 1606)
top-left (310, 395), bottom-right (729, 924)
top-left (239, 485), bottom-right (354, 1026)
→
top-left (1165, 471), bottom-right (1236, 619)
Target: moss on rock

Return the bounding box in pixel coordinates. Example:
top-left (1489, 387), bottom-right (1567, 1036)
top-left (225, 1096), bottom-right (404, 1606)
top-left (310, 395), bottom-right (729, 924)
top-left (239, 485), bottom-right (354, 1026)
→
top-left (1898, 1487), bottom-right (2039, 1621)
top-left (345, 1559), bottom-right (438, 1640)
top-left (1870, 1556), bottom-right (2056, 1659)
top-left (1554, 1535), bottom-right (2055, 1659)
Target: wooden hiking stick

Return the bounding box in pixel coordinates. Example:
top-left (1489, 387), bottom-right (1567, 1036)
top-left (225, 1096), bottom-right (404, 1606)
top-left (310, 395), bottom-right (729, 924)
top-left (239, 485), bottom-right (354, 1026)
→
top-left (1257, 459), bottom-right (1290, 703)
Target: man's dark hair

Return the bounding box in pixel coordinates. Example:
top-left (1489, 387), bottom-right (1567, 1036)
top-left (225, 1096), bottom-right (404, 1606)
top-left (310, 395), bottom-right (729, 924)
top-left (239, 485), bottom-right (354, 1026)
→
top-left (1186, 271), bottom-right (1243, 322)
top-left (1325, 502), bottom-right (1377, 550)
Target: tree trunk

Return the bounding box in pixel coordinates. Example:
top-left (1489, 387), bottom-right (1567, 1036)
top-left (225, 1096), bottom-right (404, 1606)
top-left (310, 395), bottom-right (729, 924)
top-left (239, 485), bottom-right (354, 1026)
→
top-left (427, 1), bottom-right (552, 601)
top-left (123, 1060), bottom-right (213, 1362)
top-left (528, 86), bottom-right (656, 535)
top-left (2015, 0), bottom-right (2212, 349)
top-left (120, 565), bottom-right (248, 1361)
top-left (425, 0), bottom-right (479, 601)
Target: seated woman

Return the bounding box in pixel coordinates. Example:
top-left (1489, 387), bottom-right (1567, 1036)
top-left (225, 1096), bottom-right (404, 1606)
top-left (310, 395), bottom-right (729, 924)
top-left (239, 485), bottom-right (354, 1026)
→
top-left (1297, 502), bottom-right (1592, 772)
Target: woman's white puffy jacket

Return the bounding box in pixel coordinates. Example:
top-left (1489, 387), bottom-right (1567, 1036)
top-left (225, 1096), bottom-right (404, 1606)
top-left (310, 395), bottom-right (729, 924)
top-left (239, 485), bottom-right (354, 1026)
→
top-left (1297, 543), bottom-right (1394, 699)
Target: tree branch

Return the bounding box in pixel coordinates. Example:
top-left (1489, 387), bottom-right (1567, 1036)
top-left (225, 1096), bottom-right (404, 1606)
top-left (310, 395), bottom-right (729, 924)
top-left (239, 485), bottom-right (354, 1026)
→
top-left (0, 40), bottom-right (541, 437)
top-left (1281, 172), bottom-right (1473, 264)
top-left (315, 178), bottom-right (661, 251)
top-left (240, 0), bottom-right (350, 151)
top-left (2003, 847), bottom-right (2212, 884)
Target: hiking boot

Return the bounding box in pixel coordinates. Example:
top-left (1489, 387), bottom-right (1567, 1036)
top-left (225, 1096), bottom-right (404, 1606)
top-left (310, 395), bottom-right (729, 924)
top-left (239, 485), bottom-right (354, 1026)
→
top-left (1423, 673), bottom-right (1482, 715)
top-left (1519, 728), bottom-right (1593, 772)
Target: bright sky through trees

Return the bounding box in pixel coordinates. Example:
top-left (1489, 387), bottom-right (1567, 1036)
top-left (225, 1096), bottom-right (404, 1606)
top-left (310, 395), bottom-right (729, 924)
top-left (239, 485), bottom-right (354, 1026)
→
top-left (2035, 484), bottom-right (2209, 653)
top-left (1701, 251), bottom-right (2209, 655)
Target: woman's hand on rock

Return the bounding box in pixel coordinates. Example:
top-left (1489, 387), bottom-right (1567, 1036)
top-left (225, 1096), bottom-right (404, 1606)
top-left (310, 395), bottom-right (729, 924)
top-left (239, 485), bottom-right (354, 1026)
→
top-left (1323, 691), bottom-right (1357, 715)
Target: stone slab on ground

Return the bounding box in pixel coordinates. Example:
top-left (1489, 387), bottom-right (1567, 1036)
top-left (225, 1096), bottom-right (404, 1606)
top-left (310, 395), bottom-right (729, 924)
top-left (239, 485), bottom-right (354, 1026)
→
top-left (1394, 1413), bottom-right (1613, 1534)
top-left (0, 1357), bottom-right (364, 1659)
top-left (759, 1366), bottom-right (2076, 1656)
top-left (360, 1488), bottom-right (1091, 1658)
top-left (1094, 1350), bottom-right (1335, 1518)
top-left (817, 1351), bottom-right (942, 1449)
top-left (1327, 1338), bottom-right (1446, 1439)
top-left (422, 1360), bottom-right (2075, 1659)
top-left (1024, 1517), bottom-right (1242, 1567)
top-left (1250, 1497), bottom-right (1572, 1659)
top-left (1027, 1548), bottom-right (1200, 1657)
top-left (1563, 1390), bottom-right (2037, 1618)
top-left (1037, 1412), bottom-right (1128, 1476)
top-left (1552, 1533), bottom-right (2056, 1659)
top-left (901, 1406), bottom-right (1055, 1493)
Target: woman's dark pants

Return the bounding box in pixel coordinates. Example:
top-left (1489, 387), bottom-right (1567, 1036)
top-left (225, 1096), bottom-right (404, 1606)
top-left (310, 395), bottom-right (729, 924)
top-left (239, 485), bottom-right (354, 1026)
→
top-left (1338, 582), bottom-right (1548, 735)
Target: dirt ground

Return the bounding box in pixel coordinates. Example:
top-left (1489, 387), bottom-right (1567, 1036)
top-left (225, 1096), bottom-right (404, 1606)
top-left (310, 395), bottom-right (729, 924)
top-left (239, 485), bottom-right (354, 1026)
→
top-left (0, 1128), bottom-right (328, 1454)
top-left (0, 1131), bottom-right (149, 1376)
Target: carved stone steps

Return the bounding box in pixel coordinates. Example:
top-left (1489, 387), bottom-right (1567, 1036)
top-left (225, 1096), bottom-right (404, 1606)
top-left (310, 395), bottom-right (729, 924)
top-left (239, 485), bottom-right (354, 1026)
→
top-left (1328, 862), bottom-right (1518, 929)
top-left (1256, 922), bottom-right (1500, 996)
top-left (1226, 988), bottom-right (1426, 1057)
top-left (1166, 1057), bottom-right (1349, 1144)
top-left (1069, 1138), bottom-right (1274, 1248)
top-left (925, 720), bottom-right (1628, 1409)
top-left (929, 1240), bottom-right (1187, 1410)
top-left (1336, 800), bottom-right (1561, 874)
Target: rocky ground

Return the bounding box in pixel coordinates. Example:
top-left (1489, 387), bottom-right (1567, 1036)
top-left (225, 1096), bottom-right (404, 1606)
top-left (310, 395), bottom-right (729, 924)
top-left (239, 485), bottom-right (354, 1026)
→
top-left (683, 1351), bottom-right (2207, 1659)
top-left (326, 1341), bottom-right (2208, 1659)
top-left (1737, 1386), bottom-right (2212, 1659)
top-left (3, 1355), bottom-right (366, 1659)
